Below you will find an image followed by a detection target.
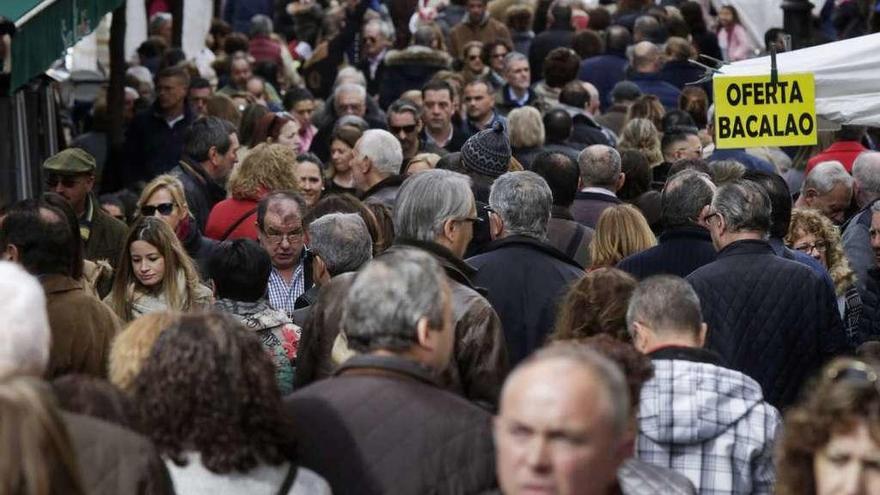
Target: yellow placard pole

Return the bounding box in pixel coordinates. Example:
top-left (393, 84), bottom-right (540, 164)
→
top-left (713, 73), bottom-right (817, 149)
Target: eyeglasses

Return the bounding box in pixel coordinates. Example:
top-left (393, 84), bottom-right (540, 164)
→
top-left (794, 241), bottom-right (828, 254)
top-left (45, 175), bottom-right (81, 188)
top-left (468, 55), bottom-right (482, 61)
top-left (492, 51), bottom-right (508, 59)
top-left (390, 124), bottom-right (418, 134)
top-left (140, 203), bottom-right (176, 216)
top-left (364, 36), bottom-right (378, 44)
top-left (262, 228), bottom-right (304, 245)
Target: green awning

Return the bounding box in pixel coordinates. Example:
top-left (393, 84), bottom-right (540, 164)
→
top-left (1, 0), bottom-right (124, 90)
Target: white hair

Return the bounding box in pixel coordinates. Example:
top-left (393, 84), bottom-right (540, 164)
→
top-left (803, 161), bottom-right (854, 195)
top-left (334, 67), bottom-right (367, 88)
top-left (0, 262), bottom-right (50, 377)
top-left (364, 19), bottom-right (396, 44)
top-left (358, 129), bottom-right (403, 176)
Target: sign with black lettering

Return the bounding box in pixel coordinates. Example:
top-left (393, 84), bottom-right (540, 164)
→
top-left (713, 73), bottom-right (817, 149)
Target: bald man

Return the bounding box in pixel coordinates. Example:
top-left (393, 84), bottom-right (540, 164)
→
top-left (627, 41), bottom-right (681, 110)
top-left (494, 345), bottom-right (631, 495)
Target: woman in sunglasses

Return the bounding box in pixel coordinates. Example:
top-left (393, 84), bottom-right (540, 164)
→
top-left (786, 208), bottom-right (862, 348)
top-left (137, 174), bottom-right (219, 278)
top-left (776, 358), bottom-right (880, 495)
top-left (459, 40), bottom-right (488, 83)
top-left (105, 216), bottom-right (212, 322)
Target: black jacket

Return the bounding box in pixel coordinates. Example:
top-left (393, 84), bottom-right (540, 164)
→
top-left (379, 46), bottom-right (452, 109)
top-left (686, 239), bottom-right (848, 408)
top-left (284, 354), bottom-right (498, 495)
top-left (468, 235), bottom-right (584, 365)
top-left (617, 225), bottom-right (716, 279)
top-left (528, 24), bottom-right (573, 78)
top-left (171, 159), bottom-right (227, 233)
top-left (858, 267), bottom-right (880, 345)
top-left (123, 102), bottom-right (195, 188)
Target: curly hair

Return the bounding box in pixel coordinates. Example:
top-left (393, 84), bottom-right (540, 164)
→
top-left (550, 268), bottom-right (638, 343)
top-left (625, 96), bottom-right (665, 133)
top-left (133, 311), bottom-right (292, 473)
top-left (228, 143), bottom-right (300, 200)
top-left (776, 358), bottom-right (880, 495)
top-left (786, 208), bottom-right (856, 296)
top-left (590, 204), bottom-right (657, 269)
top-left (109, 311), bottom-right (180, 393)
top-left (580, 334), bottom-right (654, 411)
top-left (618, 117), bottom-right (663, 166)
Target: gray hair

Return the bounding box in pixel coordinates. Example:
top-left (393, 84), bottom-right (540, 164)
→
top-left (0, 262), bottom-right (50, 377)
top-left (334, 83), bottom-right (367, 104)
top-left (184, 116), bottom-right (235, 162)
top-left (249, 14), bottom-right (273, 37)
top-left (489, 171), bottom-right (552, 240)
top-left (394, 169), bottom-right (473, 242)
top-left (508, 343), bottom-right (631, 436)
top-left (578, 145), bottom-right (622, 187)
top-left (357, 129), bottom-right (403, 177)
top-left (308, 213), bottom-right (373, 276)
top-left (713, 180), bottom-right (772, 234)
top-left (626, 275), bottom-right (703, 339)
top-left (343, 248), bottom-right (448, 353)
top-left (709, 159), bottom-right (746, 185)
top-left (661, 169), bottom-right (715, 228)
top-left (802, 161), bottom-right (854, 195)
top-left (852, 152), bottom-right (880, 199)
top-left (364, 19), bottom-right (396, 44)
top-left (334, 67), bottom-right (367, 89)
top-left (503, 51), bottom-right (528, 72)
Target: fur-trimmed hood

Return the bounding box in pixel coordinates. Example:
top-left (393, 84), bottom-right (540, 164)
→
top-left (384, 45), bottom-right (452, 68)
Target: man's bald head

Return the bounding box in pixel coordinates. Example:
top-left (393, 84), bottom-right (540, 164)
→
top-left (632, 41), bottom-right (661, 73)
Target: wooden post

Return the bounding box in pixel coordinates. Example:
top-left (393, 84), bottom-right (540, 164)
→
top-left (103, 1), bottom-right (127, 192)
top-left (171, 0), bottom-right (184, 48)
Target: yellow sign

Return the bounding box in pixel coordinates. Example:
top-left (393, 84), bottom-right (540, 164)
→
top-left (713, 72), bottom-right (817, 149)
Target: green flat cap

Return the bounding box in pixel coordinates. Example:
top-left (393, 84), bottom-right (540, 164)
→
top-left (42, 148), bottom-right (96, 174)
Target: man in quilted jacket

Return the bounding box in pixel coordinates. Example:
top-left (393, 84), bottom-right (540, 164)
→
top-left (687, 180), bottom-right (848, 409)
top-left (630, 275), bottom-right (781, 494)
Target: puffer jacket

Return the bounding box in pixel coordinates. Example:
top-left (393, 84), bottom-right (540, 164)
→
top-left (379, 45), bottom-right (452, 109)
top-left (284, 354), bottom-right (498, 495)
top-left (686, 239), bottom-right (848, 408)
top-left (215, 298), bottom-right (300, 394)
top-left (637, 347), bottom-right (780, 495)
top-left (391, 241), bottom-right (509, 409)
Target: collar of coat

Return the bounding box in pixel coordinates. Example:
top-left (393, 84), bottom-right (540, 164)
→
top-left (39, 273), bottom-right (85, 295)
top-left (717, 238), bottom-right (773, 258)
top-left (477, 234), bottom-right (582, 269)
top-left (178, 158), bottom-right (227, 199)
top-left (390, 239), bottom-right (481, 291)
top-left (360, 174), bottom-right (404, 201)
top-left (335, 354), bottom-right (440, 386)
top-left (648, 345), bottom-right (726, 367)
top-left (657, 224), bottom-right (712, 243)
top-left (384, 46), bottom-right (452, 68)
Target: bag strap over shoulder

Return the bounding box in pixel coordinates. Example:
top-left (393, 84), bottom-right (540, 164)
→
top-left (276, 463), bottom-right (299, 495)
top-left (219, 207), bottom-right (258, 241)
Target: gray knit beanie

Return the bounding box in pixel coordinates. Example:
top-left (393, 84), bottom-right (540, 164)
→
top-left (461, 121), bottom-right (511, 178)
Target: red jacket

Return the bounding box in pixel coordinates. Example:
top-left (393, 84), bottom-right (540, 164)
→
top-left (205, 198), bottom-right (259, 241)
top-left (806, 141), bottom-right (867, 174)
top-left (249, 35), bottom-right (283, 67)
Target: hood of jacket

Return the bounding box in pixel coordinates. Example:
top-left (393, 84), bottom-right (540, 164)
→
top-left (385, 45), bottom-right (452, 68)
top-left (639, 355), bottom-right (767, 445)
top-left (215, 298), bottom-right (291, 331)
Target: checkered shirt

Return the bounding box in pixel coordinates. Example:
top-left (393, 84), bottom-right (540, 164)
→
top-left (266, 262), bottom-right (305, 317)
top-left (637, 358), bottom-right (781, 495)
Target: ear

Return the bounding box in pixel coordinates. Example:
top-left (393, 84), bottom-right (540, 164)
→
top-left (804, 188), bottom-right (818, 203)
top-left (630, 321), bottom-right (649, 353)
top-left (207, 145), bottom-right (220, 166)
top-left (85, 174), bottom-right (96, 192)
top-left (697, 204), bottom-right (713, 228)
top-left (441, 217), bottom-right (457, 244)
top-left (697, 322), bottom-right (708, 347)
top-left (615, 172), bottom-right (626, 192)
top-left (489, 212), bottom-right (503, 240)
top-left (3, 244), bottom-right (19, 263)
top-left (577, 177), bottom-right (584, 190)
top-left (312, 254), bottom-right (331, 285)
top-left (415, 316), bottom-right (435, 351)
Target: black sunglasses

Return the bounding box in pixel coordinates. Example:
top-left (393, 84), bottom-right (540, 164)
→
top-left (390, 124), bottom-right (418, 134)
top-left (45, 175), bottom-right (80, 188)
top-left (140, 203), bottom-right (175, 216)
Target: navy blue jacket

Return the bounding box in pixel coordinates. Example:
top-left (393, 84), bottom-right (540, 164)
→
top-left (627, 72), bottom-right (682, 110)
top-left (468, 235), bottom-right (584, 365)
top-left (708, 149), bottom-right (776, 175)
top-left (578, 54), bottom-right (628, 110)
top-left (686, 239), bottom-right (848, 409)
top-left (617, 225), bottom-right (716, 279)
top-left (124, 103), bottom-right (195, 188)
top-left (223, 0), bottom-right (274, 33)
top-left (571, 191), bottom-right (621, 229)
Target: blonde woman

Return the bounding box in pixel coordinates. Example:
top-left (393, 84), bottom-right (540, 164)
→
top-left (508, 106), bottom-right (545, 169)
top-left (590, 204), bottom-right (657, 269)
top-left (108, 311), bottom-right (180, 393)
top-left (618, 118), bottom-right (664, 167)
top-left (205, 143), bottom-right (301, 241)
top-left (138, 174), bottom-right (218, 276)
top-left (786, 208), bottom-right (862, 347)
top-left (105, 216), bottom-right (212, 322)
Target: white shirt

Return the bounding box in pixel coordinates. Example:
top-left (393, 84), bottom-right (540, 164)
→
top-left (580, 186), bottom-right (617, 198)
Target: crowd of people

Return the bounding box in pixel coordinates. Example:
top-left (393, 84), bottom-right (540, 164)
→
top-left (2, 0), bottom-right (880, 493)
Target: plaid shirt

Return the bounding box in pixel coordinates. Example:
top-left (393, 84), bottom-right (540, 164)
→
top-left (267, 262), bottom-right (305, 317)
top-left (637, 353), bottom-right (781, 495)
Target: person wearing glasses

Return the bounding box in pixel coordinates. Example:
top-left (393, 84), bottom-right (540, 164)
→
top-left (105, 216), bottom-right (212, 322)
top-left (787, 208), bottom-right (863, 349)
top-left (775, 358), bottom-right (880, 495)
top-left (257, 191), bottom-right (313, 317)
top-left (387, 99), bottom-right (446, 167)
top-left (458, 41), bottom-right (488, 83)
top-left (137, 174), bottom-right (220, 278)
top-left (42, 148), bottom-right (128, 270)
top-left (481, 40), bottom-right (510, 90)
top-left (448, 0), bottom-right (512, 66)
top-left (358, 19), bottom-right (393, 98)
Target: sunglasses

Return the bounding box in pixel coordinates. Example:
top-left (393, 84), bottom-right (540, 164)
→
top-left (45, 175), bottom-right (81, 188)
top-left (140, 203), bottom-right (175, 216)
top-left (468, 55), bottom-right (482, 61)
top-left (390, 124), bottom-right (418, 134)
